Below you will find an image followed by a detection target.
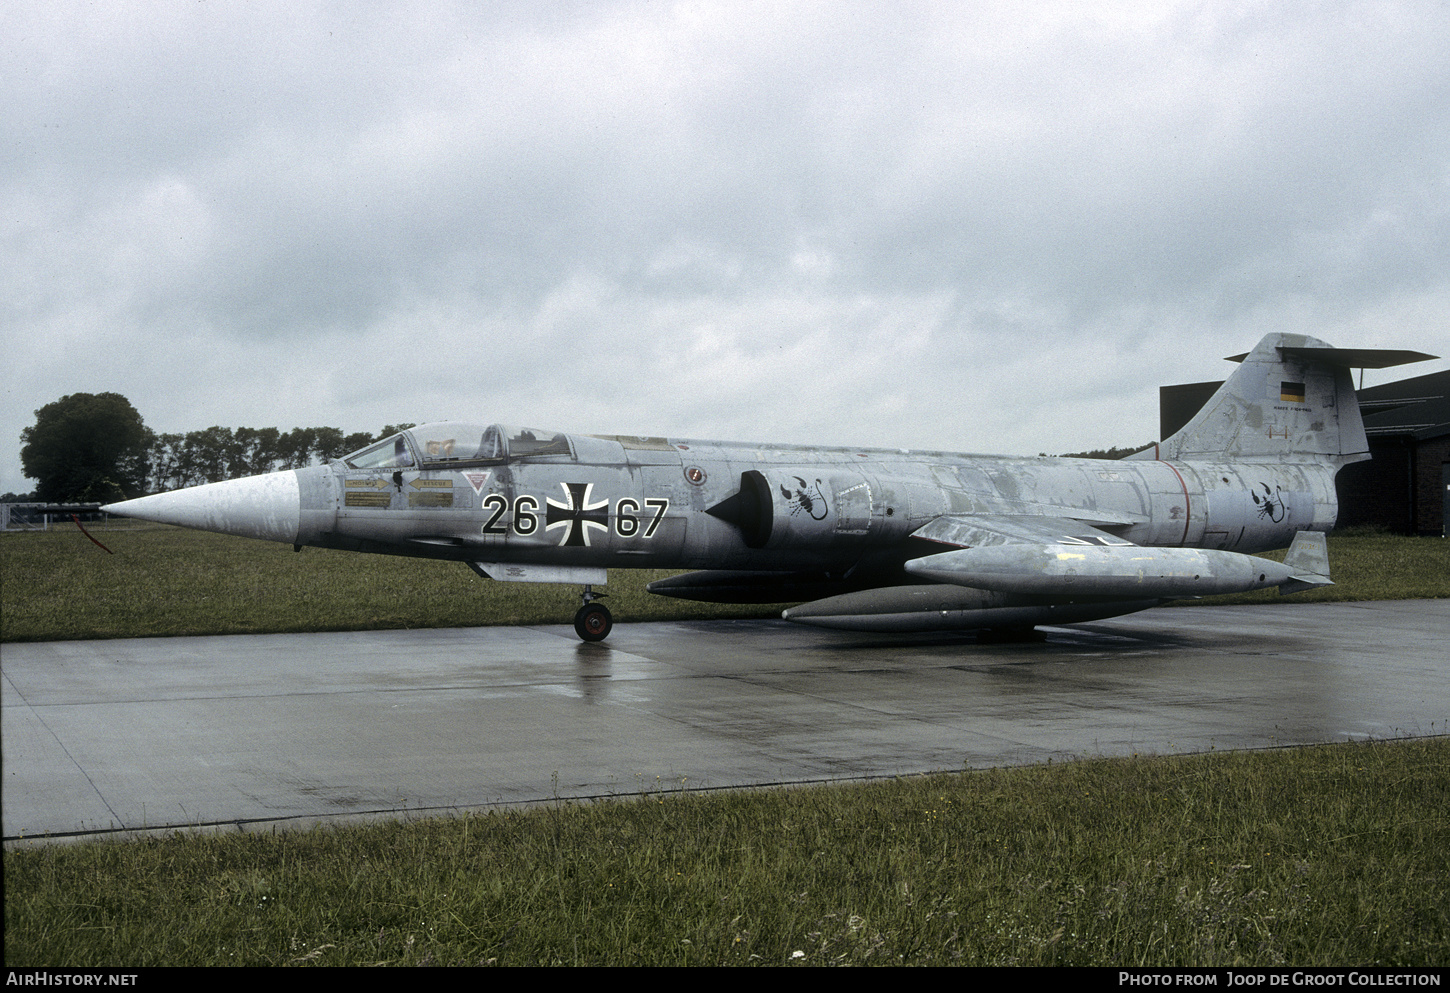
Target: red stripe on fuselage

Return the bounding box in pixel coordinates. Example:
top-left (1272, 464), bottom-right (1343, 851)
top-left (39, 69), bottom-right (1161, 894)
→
top-left (1158, 460), bottom-right (1192, 546)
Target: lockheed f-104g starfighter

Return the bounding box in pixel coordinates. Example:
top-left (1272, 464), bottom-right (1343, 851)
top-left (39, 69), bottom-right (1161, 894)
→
top-left (102, 333), bottom-right (1434, 641)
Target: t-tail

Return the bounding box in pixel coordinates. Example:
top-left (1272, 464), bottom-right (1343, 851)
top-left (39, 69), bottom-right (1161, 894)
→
top-left (1128, 333), bottom-right (1434, 466)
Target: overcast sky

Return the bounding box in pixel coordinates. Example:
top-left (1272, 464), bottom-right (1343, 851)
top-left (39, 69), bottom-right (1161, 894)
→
top-left (4, 0), bottom-right (1448, 493)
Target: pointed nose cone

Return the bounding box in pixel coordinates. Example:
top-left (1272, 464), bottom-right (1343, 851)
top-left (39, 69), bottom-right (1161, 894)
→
top-left (102, 471), bottom-right (301, 544)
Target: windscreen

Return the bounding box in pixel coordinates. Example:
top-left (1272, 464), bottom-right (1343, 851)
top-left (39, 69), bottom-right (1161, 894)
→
top-left (343, 434), bottom-right (414, 469)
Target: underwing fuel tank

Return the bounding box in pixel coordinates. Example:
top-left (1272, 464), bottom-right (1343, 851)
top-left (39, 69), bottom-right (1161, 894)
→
top-left (902, 538), bottom-right (1329, 598)
top-left (782, 585), bottom-right (1161, 632)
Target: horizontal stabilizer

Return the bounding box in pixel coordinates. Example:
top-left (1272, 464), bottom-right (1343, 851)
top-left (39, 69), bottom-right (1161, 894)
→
top-left (1225, 346), bottom-right (1437, 368)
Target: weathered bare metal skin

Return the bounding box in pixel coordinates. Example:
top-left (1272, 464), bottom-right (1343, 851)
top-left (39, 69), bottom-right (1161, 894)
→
top-left (100, 332), bottom-right (1432, 640)
top-left (104, 471), bottom-right (301, 544)
top-left (903, 544), bottom-right (1301, 597)
top-left (1147, 333), bottom-right (1370, 464)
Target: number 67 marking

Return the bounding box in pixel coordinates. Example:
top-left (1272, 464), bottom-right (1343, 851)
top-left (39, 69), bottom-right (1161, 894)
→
top-left (615, 497), bottom-right (669, 537)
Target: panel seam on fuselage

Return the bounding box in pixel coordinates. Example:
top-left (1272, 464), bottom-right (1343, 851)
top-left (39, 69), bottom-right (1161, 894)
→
top-left (1159, 459), bottom-right (1191, 546)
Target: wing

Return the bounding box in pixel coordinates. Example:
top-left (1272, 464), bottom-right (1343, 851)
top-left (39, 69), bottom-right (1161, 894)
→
top-left (909, 513), bottom-right (1138, 550)
top-left (905, 513), bottom-right (1152, 595)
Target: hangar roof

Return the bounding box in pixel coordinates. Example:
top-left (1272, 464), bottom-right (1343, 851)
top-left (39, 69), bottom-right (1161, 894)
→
top-left (1358, 369), bottom-right (1450, 441)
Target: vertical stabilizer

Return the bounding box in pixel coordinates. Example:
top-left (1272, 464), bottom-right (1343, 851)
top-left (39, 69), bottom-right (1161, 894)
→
top-left (1139, 333), bottom-right (1433, 465)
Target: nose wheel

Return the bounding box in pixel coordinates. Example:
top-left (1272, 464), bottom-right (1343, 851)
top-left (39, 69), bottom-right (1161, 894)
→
top-left (573, 585), bottom-right (613, 642)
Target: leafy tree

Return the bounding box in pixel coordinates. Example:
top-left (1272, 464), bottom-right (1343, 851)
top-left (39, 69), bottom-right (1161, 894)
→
top-left (342, 432), bottom-right (375, 456)
top-left (277, 427), bottom-right (317, 469)
top-left (233, 427), bottom-right (281, 477)
top-left (20, 393), bottom-right (150, 503)
top-left (145, 431), bottom-right (186, 492)
top-left (312, 427), bottom-right (346, 462)
top-left (63, 417), bottom-right (422, 495)
top-left (184, 426), bottom-right (237, 484)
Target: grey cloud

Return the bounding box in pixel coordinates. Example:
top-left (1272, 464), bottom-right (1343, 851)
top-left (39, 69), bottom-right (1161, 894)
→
top-left (3, 1), bottom-right (1448, 492)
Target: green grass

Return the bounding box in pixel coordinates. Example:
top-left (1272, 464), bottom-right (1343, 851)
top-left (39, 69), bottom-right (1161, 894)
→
top-left (6, 525), bottom-right (1446, 967)
top-left (0, 523), bottom-right (781, 642)
top-left (3, 524), bottom-right (1445, 642)
top-left (5, 738), bottom-right (1446, 966)
top-left (1175, 527), bottom-right (1450, 608)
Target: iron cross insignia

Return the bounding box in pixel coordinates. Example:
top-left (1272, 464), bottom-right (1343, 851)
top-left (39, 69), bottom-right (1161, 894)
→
top-left (545, 482), bottom-right (610, 546)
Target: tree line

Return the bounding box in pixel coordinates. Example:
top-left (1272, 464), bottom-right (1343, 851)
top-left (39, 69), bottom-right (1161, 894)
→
top-left (16, 392), bottom-right (413, 504)
top-left (143, 424), bottom-right (413, 493)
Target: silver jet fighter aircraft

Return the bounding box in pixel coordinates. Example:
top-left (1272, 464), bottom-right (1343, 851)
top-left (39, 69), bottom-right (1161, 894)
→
top-left (103, 333), bottom-right (1433, 641)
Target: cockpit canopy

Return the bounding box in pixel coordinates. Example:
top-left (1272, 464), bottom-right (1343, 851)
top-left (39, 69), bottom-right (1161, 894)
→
top-left (342, 423), bottom-right (572, 469)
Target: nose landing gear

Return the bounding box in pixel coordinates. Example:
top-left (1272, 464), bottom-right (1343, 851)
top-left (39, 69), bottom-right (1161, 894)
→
top-left (574, 585), bottom-right (613, 642)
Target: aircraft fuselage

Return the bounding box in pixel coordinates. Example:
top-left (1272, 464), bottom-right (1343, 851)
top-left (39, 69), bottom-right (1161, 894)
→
top-left (305, 436), bottom-right (1336, 572)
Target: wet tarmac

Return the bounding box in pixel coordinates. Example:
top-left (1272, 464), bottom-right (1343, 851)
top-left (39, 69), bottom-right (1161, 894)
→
top-left (4, 599), bottom-right (1447, 841)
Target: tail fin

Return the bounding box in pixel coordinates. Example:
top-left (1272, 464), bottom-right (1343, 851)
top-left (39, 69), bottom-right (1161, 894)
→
top-left (1132, 333), bottom-right (1432, 465)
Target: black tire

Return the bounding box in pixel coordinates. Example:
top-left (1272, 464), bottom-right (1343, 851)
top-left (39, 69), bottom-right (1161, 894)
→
top-left (574, 602), bottom-right (613, 642)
